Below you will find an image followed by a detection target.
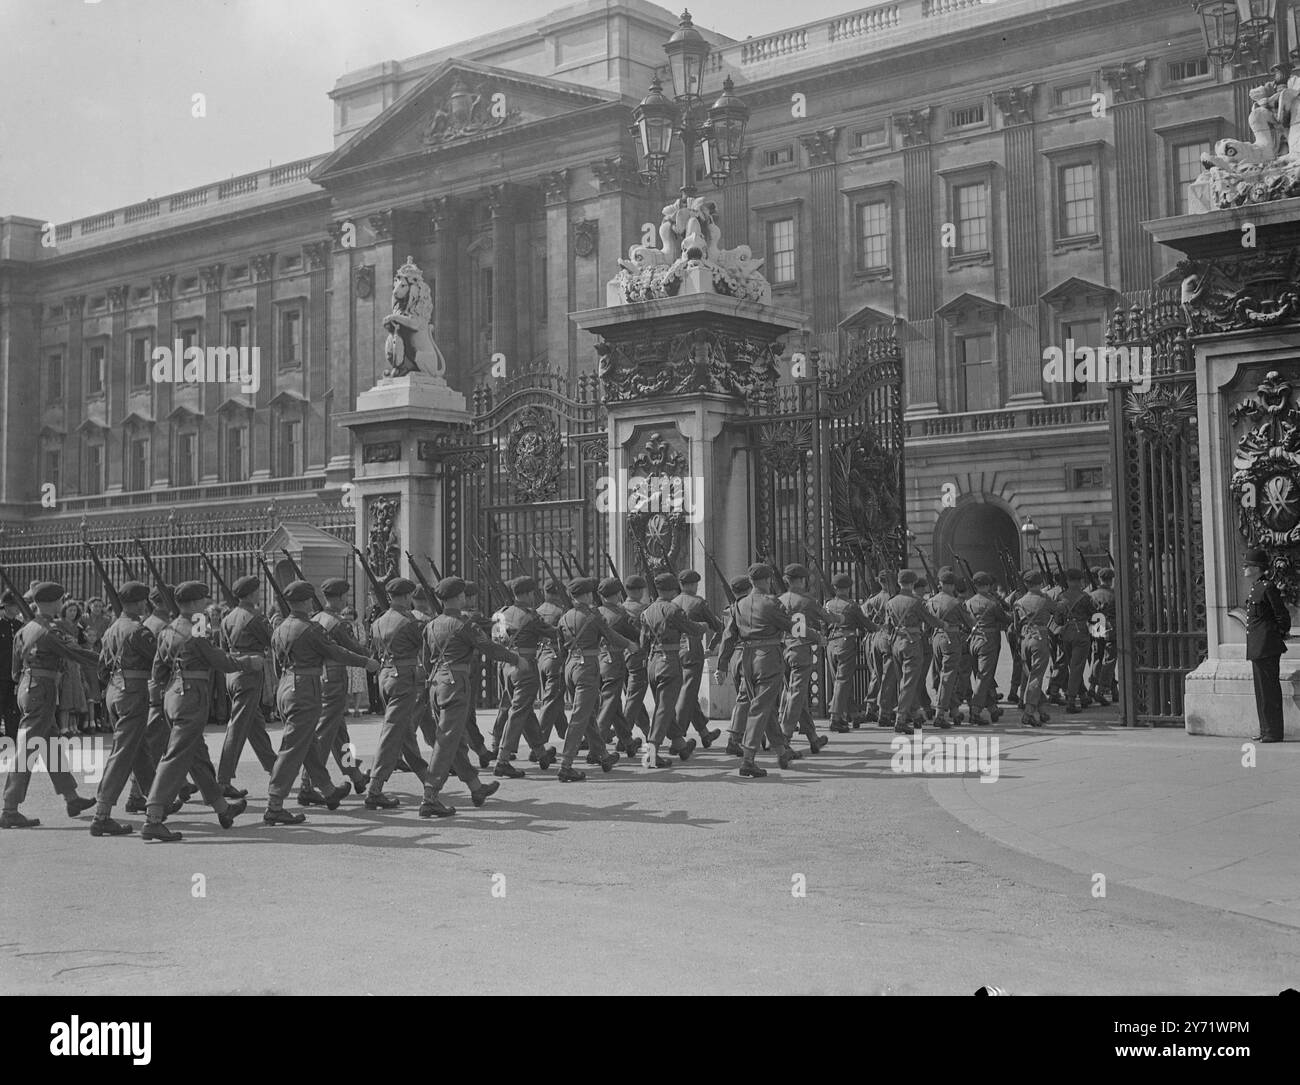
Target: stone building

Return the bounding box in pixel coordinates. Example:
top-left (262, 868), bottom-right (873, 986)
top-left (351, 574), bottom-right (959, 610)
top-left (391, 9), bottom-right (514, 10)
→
top-left (0, 0), bottom-right (1245, 577)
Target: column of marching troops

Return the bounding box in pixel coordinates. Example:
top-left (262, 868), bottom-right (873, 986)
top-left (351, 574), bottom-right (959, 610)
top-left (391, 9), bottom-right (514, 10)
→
top-left (0, 551), bottom-right (1118, 839)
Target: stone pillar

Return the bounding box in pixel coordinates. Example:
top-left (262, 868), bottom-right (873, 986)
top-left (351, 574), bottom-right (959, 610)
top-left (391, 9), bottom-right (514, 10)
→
top-left (0, 268), bottom-right (40, 514)
top-left (303, 242), bottom-right (330, 471)
top-left (325, 220), bottom-right (358, 485)
top-left (896, 108), bottom-right (938, 413)
top-left (540, 170), bottom-right (570, 378)
top-left (487, 184), bottom-right (519, 376)
top-left (1103, 61), bottom-right (1154, 292)
top-left (200, 264), bottom-right (224, 480)
top-left (800, 128), bottom-right (841, 355)
top-left (429, 196), bottom-right (462, 389)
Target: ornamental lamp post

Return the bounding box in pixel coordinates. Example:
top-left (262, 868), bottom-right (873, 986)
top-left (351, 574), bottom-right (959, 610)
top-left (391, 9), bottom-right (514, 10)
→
top-left (1020, 516), bottom-right (1041, 567)
top-left (1194, 0), bottom-right (1299, 70)
top-left (630, 10), bottom-right (749, 198)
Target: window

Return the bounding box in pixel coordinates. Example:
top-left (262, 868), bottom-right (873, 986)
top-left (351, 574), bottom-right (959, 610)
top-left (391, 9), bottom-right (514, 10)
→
top-left (958, 334), bottom-right (996, 412)
top-left (1167, 57), bottom-right (1210, 82)
top-left (954, 182), bottom-right (989, 254)
top-left (279, 309), bottom-right (302, 369)
top-left (89, 296), bottom-right (107, 314)
top-left (763, 145), bottom-right (794, 168)
top-left (46, 354), bottom-right (63, 405)
top-left (85, 444), bottom-right (104, 495)
top-left (43, 449), bottom-right (61, 491)
top-left (1070, 519), bottom-right (1112, 567)
top-left (229, 264), bottom-right (249, 283)
top-left (178, 324), bottom-right (199, 353)
top-left (128, 438), bottom-right (149, 491)
top-left (1063, 318), bottom-right (1103, 402)
top-left (86, 344), bottom-right (106, 395)
top-left (1059, 162), bottom-right (1097, 238)
top-left (132, 286), bottom-right (151, 303)
top-left (1174, 140), bottom-right (1212, 214)
top-left (281, 254), bottom-right (303, 272)
top-left (229, 317), bottom-right (248, 352)
top-left (226, 426), bottom-right (247, 481)
top-left (1070, 465), bottom-right (1106, 490)
top-left (175, 432), bottom-right (197, 487)
top-left (479, 268), bottom-right (494, 329)
top-left (948, 102), bottom-right (986, 129)
top-left (855, 201), bottom-right (890, 271)
top-left (766, 218), bottom-right (796, 284)
top-left (180, 275), bottom-right (198, 294)
top-left (1054, 82), bottom-right (1093, 108)
top-left (852, 124), bottom-right (889, 151)
top-left (278, 419), bottom-right (303, 476)
top-left (130, 335), bottom-right (151, 389)
top-left (538, 257), bottom-right (548, 323)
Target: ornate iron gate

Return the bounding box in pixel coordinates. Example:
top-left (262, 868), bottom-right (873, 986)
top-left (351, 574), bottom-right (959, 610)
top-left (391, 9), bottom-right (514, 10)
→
top-left (1106, 288), bottom-right (1208, 726)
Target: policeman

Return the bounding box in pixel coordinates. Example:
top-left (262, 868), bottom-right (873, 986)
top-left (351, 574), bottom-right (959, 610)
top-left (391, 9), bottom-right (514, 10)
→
top-left (557, 577), bottom-right (630, 781)
top-left (0, 582), bottom-right (102, 829)
top-left (883, 570), bottom-right (946, 734)
top-left (90, 581), bottom-right (157, 836)
top-left (217, 574), bottom-right (278, 799)
top-left (594, 577), bottom-right (643, 759)
top-left (298, 577), bottom-right (372, 806)
top-left (713, 575), bottom-right (753, 755)
top-left (621, 575), bottom-right (652, 739)
top-left (639, 571), bottom-right (706, 768)
top-left (927, 570), bottom-right (974, 728)
top-left (823, 572), bottom-right (871, 733)
top-left (716, 564), bottom-right (798, 777)
top-left (366, 577), bottom-right (431, 808)
top-left (141, 581), bottom-right (260, 843)
top-left (0, 590), bottom-right (22, 741)
top-left (535, 579), bottom-right (569, 746)
top-left (264, 580), bottom-right (380, 825)
top-left (1013, 571), bottom-right (1053, 727)
top-left (1088, 567), bottom-right (1118, 706)
top-left (777, 564), bottom-right (836, 752)
top-left (494, 577), bottom-right (561, 778)
top-left (1243, 547), bottom-right (1291, 742)
top-left (865, 570), bottom-right (898, 727)
top-left (1054, 569), bottom-right (1094, 714)
top-left (673, 570), bottom-right (724, 748)
top-left (966, 572), bottom-right (1010, 726)
top-left (419, 576), bottom-right (517, 816)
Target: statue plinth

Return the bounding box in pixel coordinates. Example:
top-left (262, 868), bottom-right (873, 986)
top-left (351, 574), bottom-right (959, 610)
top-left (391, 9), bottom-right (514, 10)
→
top-left (353, 372), bottom-right (467, 418)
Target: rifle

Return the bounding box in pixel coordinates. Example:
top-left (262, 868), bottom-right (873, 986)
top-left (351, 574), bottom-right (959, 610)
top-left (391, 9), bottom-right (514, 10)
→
top-left (468, 536), bottom-right (509, 611)
top-left (1105, 548), bottom-right (1117, 571)
top-left (196, 551), bottom-right (239, 608)
top-left (699, 542), bottom-right (737, 605)
top-left (1032, 548), bottom-right (1052, 582)
top-left (117, 555), bottom-right (138, 582)
top-left (754, 548), bottom-right (784, 594)
top-left (952, 552), bottom-right (977, 588)
top-left (912, 545), bottom-right (935, 587)
top-left (1077, 547), bottom-right (1099, 591)
top-left (800, 539), bottom-right (828, 603)
top-left (0, 564), bottom-right (36, 622)
top-left (405, 552), bottom-right (443, 615)
top-left (425, 554), bottom-right (444, 582)
top-left (605, 552), bottom-right (620, 582)
top-left (352, 546), bottom-right (390, 611)
top-left (1050, 549), bottom-right (1068, 590)
top-left (258, 555), bottom-right (291, 619)
top-left (280, 548), bottom-right (322, 612)
top-left (134, 538), bottom-right (177, 615)
top-left (83, 540), bottom-right (123, 615)
top-left (528, 539), bottom-right (572, 607)
top-left (568, 550), bottom-right (588, 578)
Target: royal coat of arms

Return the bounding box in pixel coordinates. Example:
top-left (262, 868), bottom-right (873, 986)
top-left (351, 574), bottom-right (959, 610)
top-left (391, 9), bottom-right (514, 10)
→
top-left (625, 431), bottom-right (690, 575)
top-left (1229, 369), bottom-right (1300, 602)
top-left (505, 406), bottom-right (561, 503)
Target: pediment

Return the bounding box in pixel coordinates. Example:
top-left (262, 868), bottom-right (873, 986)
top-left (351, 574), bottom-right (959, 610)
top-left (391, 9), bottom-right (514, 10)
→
top-left (1040, 276), bottom-right (1116, 310)
top-left (312, 60), bottom-right (621, 185)
top-left (935, 291), bottom-right (1004, 322)
top-left (839, 303), bottom-right (898, 330)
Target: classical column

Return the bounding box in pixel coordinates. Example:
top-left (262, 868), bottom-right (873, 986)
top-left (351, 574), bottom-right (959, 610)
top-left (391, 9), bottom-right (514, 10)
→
top-left (995, 84), bottom-right (1045, 405)
top-left (487, 184), bottom-right (519, 379)
top-left (896, 107), bottom-right (938, 413)
top-left (68, 292), bottom-right (93, 492)
top-left (428, 196), bottom-right (462, 389)
top-left (1102, 61), bottom-right (1154, 291)
top-left (200, 263), bottom-right (223, 480)
top-left (325, 219), bottom-right (357, 482)
top-left (540, 170), bottom-right (570, 378)
top-left (249, 252), bottom-right (276, 479)
top-left (719, 147), bottom-right (753, 259)
top-left (800, 128), bottom-right (841, 354)
top-left (304, 241), bottom-right (330, 471)
top-left (589, 154), bottom-right (649, 373)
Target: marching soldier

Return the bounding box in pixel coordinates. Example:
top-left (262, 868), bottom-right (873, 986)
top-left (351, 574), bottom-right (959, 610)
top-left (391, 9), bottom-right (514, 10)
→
top-left (141, 581), bottom-right (260, 843)
top-left (493, 577), bottom-right (561, 778)
top-left (1088, 567), bottom-right (1118, 706)
top-left (365, 577), bottom-right (431, 808)
top-left (1243, 546), bottom-right (1291, 743)
top-left (883, 570), bottom-right (946, 734)
top-left (535, 579), bottom-right (569, 746)
top-left (824, 572), bottom-right (872, 733)
top-left (89, 581), bottom-right (158, 836)
top-left (966, 572), bottom-right (1010, 726)
top-left (865, 570), bottom-right (898, 727)
top-left (125, 586), bottom-right (185, 813)
top-left (461, 581), bottom-right (496, 766)
top-left (1013, 571), bottom-right (1053, 727)
top-left (595, 577), bottom-right (644, 758)
top-left (264, 580), bottom-right (379, 825)
top-left (621, 575), bottom-right (652, 739)
top-left (639, 571), bottom-right (705, 768)
top-left (714, 574), bottom-right (753, 756)
top-left (557, 577), bottom-right (629, 781)
top-left (217, 574), bottom-right (278, 799)
top-left (673, 570), bottom-right (723, 749)
top-left (777, 564), bottom-right (836, 752)
top-left (0, 590), bottom-right (22, 741)
top-left (1054, 569), bottom-right (1094, 714)
top-left (298, 577), bottom-right (371, 806)
top-left (716, 564), bottom-right (798, 777)
top-left (418, 576), bottom-right (515, 816)
top-left (1, 582), bottom-right (102, 829)
top-left (927, 570), bottom-right (974, 728)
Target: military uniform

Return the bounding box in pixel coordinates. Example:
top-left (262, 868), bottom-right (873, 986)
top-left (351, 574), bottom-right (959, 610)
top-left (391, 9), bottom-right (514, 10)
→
top-left (721, 569), bottom-right (795, 773)
top-left (673, 574), bottom-right (724, 745)
top-left (713, 576), bottom-right (754, 752)
top-left (367, 586), bottom-right (433, 802)
top-left (864, 584), bottom-right (897, 725)
top-left (0, 597), bottom-right (21, 740)
top-left (596, 582), bottom-right (643, 755)
top-left (1087, 579), bottom-right (1117, 703)
top-left (1054, 580), bottom-right (1094, 711)
top-left (824, 581), bottom-right (872, 731)
top-left (883, 588), bottom-right (945, 730)
top-left (535, 589), bottom-right (568, 745)
top-left (926, 586), bottom-right (974, 726)
top-left (639, 576), bottom-right (706, 760)
top-left (218, 587), bottom-right (278, 790)
top-left (621, 583), bottom-right (652, 737)
top-left (777, 570), bottom-right (837, 748)
top-left (558, 579), bottom-right (632, 776)
top-left (495, 581), bottom-right (560, 773)
top-left (966, 589), bottom-right (1010, 722)
top-left (1013, 587), bottom-right (1054, 725)
top-left (1244, 556), bottom-right (1291, 742)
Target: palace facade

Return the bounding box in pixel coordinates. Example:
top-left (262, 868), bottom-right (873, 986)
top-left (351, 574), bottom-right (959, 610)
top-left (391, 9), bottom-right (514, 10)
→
top-left (0, 0), bottom-right (1246, 576)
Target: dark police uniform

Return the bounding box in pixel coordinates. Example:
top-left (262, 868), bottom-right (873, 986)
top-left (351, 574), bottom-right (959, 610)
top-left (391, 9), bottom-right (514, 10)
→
top-left (0, 598), bottom-right (22, 740)
top-left (1245, 565), bottom-right (1291, 742)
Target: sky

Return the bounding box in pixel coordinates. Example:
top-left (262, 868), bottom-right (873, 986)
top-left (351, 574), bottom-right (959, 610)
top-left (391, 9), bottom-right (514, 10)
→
top-left (0, 0), bottom-right (860, 225)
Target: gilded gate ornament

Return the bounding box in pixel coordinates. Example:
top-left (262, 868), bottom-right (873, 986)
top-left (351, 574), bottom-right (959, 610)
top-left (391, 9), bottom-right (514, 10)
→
top-left (505, 406), bottom-right (561, 502)
top-left (366, 495), bottom-right (401, 582)
top-left (625, 431), bottom-right (689, 575)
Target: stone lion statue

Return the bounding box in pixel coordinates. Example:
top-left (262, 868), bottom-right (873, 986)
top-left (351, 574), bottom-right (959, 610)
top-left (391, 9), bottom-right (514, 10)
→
top-left (382, 257), bottom-right (447, 379)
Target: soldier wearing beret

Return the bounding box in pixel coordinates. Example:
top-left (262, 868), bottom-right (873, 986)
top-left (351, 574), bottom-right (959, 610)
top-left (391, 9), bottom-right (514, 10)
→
top-left (777, 563), bottom-right (839, 752)
top-left (638, 571), bottom-right (707, 768)
top-left (141, 582), bottom-right (262, 842)
top-left (714, 565), bottom-right (798, 776)
top-left (263, 580), bottom-right (380, 825)
top-left (594, 577), bottom-right (644, 759)
top-left (1012, 571), bottom-right (1053, 727)
top-left (534, 579), bottom-right (569, 748)
top-left (883, 571), bottom-right (946, 734)
top-left (459, 581), bottom-right (496, 766)
top-left (556, 577), bottom-right (632, 780)
top-left (364, 578), bottom-right (430, 807)
top-left (1243, 547), bottom-right (1291, 742)
top-left (416, 576), bottom-right (516, 816)
top-left (926, 570), bottom-right (974, 729)
top-left (493, 577), bottom-right (561, 778)
top-left (298, 577), bottom-right (372, 805)
top-left (824, 571), bottom-right (874, 733)
top-left (126, 586), bottom-right (185, 813)
top-left (864, 570), bottom-right (897, 727)
top-left (217, 573), bottom-right (278, 799)
top-left (1, 582), bottom-right (102, 829)
top-left (620, 575), bottom-right (652, 740)
top-left (89, 581), bottom-right (159, 835)
top-left (1053, 569), bottom-right (1094, 715)
top-left (0, 589), bottom-right (22, 741)
top-left (965, 572), bottom-right (1010, 726)
top-left (713, 575), bottom-right (752, 755)
top-left (673, 570), bottom-right (724, 749)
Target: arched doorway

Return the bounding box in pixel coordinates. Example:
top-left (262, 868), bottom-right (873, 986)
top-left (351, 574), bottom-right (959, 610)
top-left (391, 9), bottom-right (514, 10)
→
top-left (937, 501), bottom-right (1020, 587)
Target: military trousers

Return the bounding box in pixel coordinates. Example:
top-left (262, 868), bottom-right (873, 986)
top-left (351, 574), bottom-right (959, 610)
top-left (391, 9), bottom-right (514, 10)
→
top-left (146, 677), bottom-right (227, 820)
top-left (423, 667), bottom-right (481, 799)
top-left (739, 644), bottom-right (787, 758)
top-left (931, 631), bottom-right (968, 717)
top-left (1020, 631), bottom-right (1051, 710)
top-left (675, 655), bottom-right (712, 738)
top-left (891, 634), bottom-right (926, 724)
top-left (0, 680), bottom-right (19, 740)
top-left (1060, 624), bottom-right (1091, 703)
top-left (597, 660), bottom-right (635, 748)
top-left (561, 656), bottom-right (607, 765)
top-left (778, 647), bottom-right (820, 742)
top-left (267, 673), bottom-right (337, 806)
top-left (299, 670), bottom-right (349, 790)
top-left (95, 678), bottom-right (154, 813)
top-left (2, 674), bottom-right (79, 810)
top-left (869, 632), bottom-right (899, 720)
top-left (536, 649), bottom-right (568, 743)
top-left (623, 663), bottom-right (650, 736)
top-left (968, 633), bottom-right (1002, 712)
top-left (219, 664), bottom-right (276, 785)
top-left (499, 658), bottom-right (548, 763)
top-left (826, 638), bottom-right (859, 722)
top-left (646, 652), bottom-right (686, 748)
top-left (368, 667), bottom-right (425, 792)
